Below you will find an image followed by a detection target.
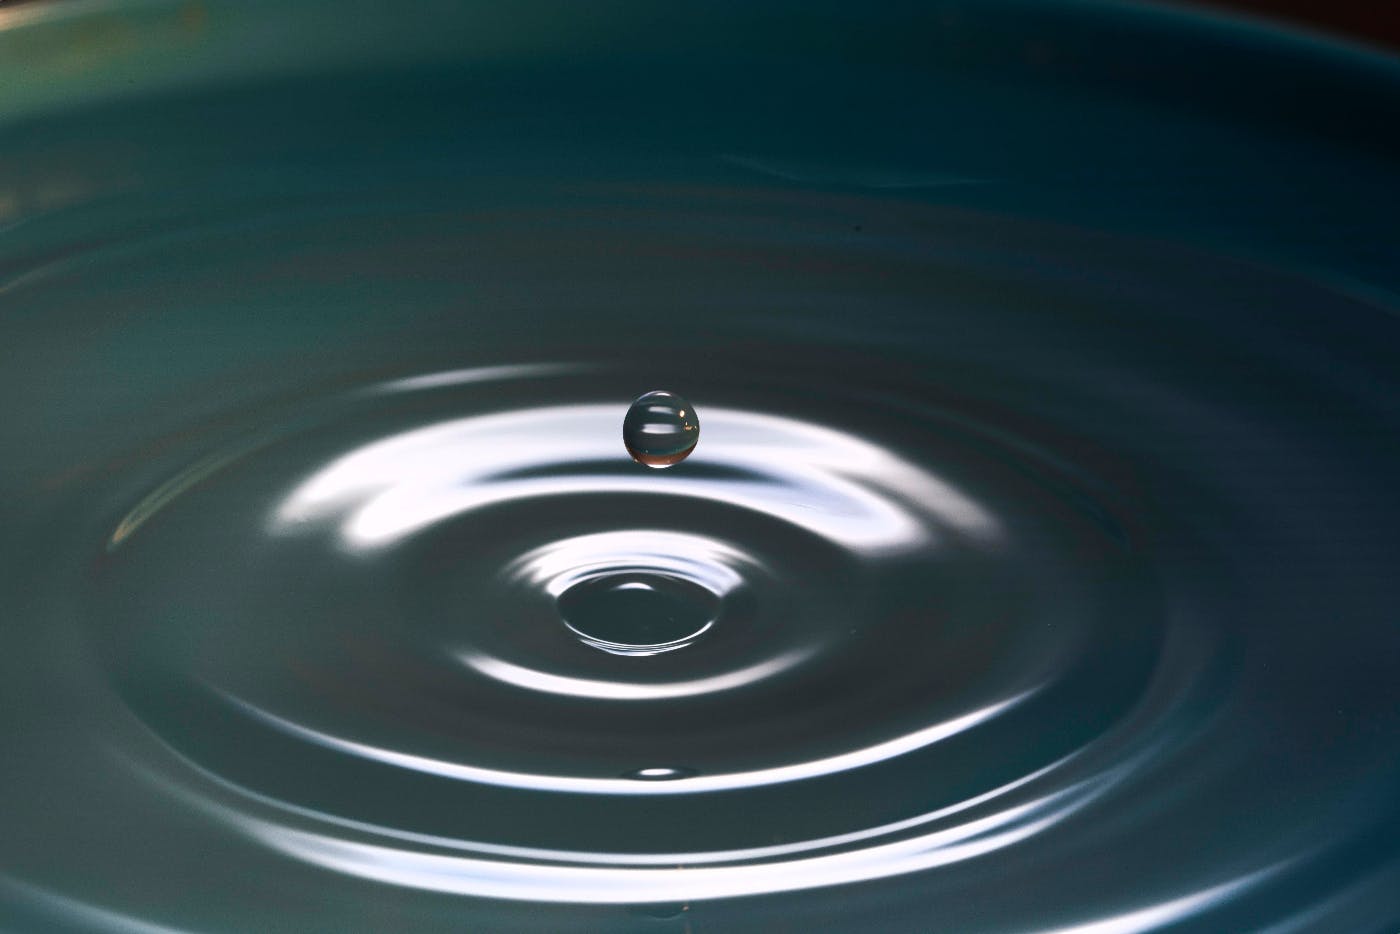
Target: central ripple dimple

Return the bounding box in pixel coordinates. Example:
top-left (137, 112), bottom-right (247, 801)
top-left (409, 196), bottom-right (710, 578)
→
top-left (557, 572), bottom-right (720, 656)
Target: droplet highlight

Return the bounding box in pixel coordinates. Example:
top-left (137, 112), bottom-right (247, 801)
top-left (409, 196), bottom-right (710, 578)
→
top-left (623, 390), bottom-right (699, 468)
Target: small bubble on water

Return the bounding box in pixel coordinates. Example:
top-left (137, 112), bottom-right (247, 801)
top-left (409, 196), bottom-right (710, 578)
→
top-left (623, 390), bottom-right (698, 468)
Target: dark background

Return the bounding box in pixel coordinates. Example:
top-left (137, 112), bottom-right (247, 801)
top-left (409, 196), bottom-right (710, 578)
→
top-left (1176, 0), bottom-right (1400, 50)
top-left (2, 0), bottom-right (1399, 49)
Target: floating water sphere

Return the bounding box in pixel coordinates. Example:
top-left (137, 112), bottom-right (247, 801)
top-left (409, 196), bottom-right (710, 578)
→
top-left (623, 390), bottom-right (699, 467)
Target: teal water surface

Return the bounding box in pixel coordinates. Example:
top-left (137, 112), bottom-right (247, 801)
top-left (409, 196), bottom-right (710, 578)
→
top-left (1, 2), bottom-right (1399, 931)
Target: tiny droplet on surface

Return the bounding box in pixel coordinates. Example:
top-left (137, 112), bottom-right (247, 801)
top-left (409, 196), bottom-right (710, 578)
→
top-left (623, 390), bottom-right (699, 468)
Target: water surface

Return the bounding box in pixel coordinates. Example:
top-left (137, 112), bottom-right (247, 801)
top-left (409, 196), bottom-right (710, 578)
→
top-left (1, 2), bottom-right (1398, 931)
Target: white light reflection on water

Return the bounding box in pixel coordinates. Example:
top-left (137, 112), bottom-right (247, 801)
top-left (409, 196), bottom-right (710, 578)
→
top-left (130, 743), bottom-right (1079, 867)
top-left (272, 405), bottom-right (998, 555)
top-left (216, 687), bottom-right (1035, 795)
top-left (458, 648), bottom-right (816, 700)
top-left (365, 363), bottom-right (579, 395)
top-left (215, 793), bottom-right (1283, 910)
top-left (1039, 865), bottom-right (1286, 934)
top-left (504, 530), bottom-right (750, 598)
top-left (0, 877), bottom-right (188, 934)
top-left (241, 803), bottom-right (1073, 903)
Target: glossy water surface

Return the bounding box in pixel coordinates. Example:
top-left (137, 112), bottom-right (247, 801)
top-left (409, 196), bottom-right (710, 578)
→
top-left (1, 1), bottom-right (1399, 931)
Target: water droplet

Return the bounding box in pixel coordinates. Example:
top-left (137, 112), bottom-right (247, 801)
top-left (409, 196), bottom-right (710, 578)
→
top-left (557, 572), bottom-right (718, 656)
top-left (623, 390), bottom-right (699, 468)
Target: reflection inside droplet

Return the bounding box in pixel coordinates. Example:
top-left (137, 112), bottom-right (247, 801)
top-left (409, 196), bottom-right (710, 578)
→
top-left (558, 572), bottom-right (719, 656)
top-left (623, 390), bottom-right (699, 468)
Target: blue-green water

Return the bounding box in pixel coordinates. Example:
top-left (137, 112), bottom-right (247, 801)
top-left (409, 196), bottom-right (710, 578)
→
top-left (2, 2), bottom-right (1399, 931)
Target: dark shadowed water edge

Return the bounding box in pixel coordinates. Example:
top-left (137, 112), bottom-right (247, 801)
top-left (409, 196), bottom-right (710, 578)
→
top-left (1, 1), bottom-right (1398, 931)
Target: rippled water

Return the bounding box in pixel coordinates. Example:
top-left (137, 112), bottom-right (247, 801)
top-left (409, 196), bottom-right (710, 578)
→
top-left (2, 1), bottom-right (1399, 931)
